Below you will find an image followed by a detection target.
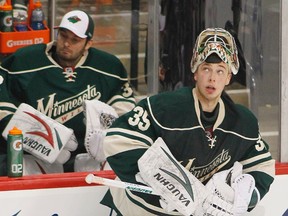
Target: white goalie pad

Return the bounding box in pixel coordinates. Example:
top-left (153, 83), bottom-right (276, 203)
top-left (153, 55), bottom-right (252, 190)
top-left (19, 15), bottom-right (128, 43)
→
top-left (2, 103), bottom-right (78, 164)
top-left (137, 137), bottom-right (209, 216)
top-left (83, 99), bottom-right (118, 162)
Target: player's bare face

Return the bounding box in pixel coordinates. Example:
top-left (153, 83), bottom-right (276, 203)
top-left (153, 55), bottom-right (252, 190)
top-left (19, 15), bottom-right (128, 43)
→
top-left (194, 62), bottom-right (231, 111)
top-left (56, 29), bottom-right (90, 67)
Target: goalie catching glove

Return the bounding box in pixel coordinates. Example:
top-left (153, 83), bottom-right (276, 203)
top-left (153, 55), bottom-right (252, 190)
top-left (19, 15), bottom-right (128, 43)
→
top-left (195, 162), bottom-right (260, 216)
top-left (83, 99), bottom-right (118, 162)
top-left (2, 103), bottom-right (78, 164)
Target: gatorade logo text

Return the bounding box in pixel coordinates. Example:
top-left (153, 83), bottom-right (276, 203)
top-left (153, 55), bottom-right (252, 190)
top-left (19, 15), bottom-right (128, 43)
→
top-left (6, 38), bottom-right (44, 48)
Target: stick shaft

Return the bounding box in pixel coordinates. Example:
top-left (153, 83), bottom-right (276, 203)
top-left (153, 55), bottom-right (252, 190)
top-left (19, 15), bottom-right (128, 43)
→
top-left (85, 174), bottom-right (157, 195)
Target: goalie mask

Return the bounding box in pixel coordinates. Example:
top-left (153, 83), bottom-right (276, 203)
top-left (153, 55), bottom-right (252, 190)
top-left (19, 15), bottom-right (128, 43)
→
top-left (191, 28), bottom-right (239, 75)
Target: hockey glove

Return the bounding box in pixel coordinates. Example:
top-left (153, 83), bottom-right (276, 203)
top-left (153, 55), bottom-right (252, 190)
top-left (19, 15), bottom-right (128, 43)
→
top-left (2, 103), bottom-right (78, 164)
top-left (199, 162), bottom-right (259, 216)
top-left (232, 174), bottom-right (260, 216)
top-left (83, 99), bottom-right (118, 162)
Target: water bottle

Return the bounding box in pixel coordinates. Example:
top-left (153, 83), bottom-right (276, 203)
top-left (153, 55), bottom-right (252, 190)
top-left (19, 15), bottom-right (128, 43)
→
top-left (7, 127), bottom-right (23, 177)
top-left (14, 11), bottom-right (28, 31)
top-left (0, 3), bottom-right (13, 32)
top-left (30, 0), bottom-right (45, 30)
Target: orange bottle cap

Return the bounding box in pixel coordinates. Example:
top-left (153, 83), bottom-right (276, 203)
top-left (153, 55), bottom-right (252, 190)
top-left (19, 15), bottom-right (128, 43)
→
top-left (0, 3), bottom-right (13, 11)
top-left (9, 127), bottom-right (22, 135)
top-left (34, 1), bottom-right (42, 8)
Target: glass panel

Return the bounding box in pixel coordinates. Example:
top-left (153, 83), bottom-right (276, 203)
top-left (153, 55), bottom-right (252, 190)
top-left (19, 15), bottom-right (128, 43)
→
top-left (11, 0), bottom-right (281, 160)
top-left (49, 0), bottom-right (149, 97)
top-left (280, 1), bottom-right (288, 162)
top-left (158, 0), bottom-right (280, 160)
top-left (205, 0), bottom-right (280, 161)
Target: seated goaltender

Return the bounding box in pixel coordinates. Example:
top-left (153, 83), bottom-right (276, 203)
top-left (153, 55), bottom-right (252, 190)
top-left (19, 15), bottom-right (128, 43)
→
top-left (100, 28), bottom-right (275, 216)
top-left (0, 10), bottom-right (135, 175)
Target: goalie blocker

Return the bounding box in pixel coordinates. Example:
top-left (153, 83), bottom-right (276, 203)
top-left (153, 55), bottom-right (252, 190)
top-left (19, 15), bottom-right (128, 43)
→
top-left (137, 137), bottom-right (211, 216)
top-left (2, 103), bottom-right (78, 165)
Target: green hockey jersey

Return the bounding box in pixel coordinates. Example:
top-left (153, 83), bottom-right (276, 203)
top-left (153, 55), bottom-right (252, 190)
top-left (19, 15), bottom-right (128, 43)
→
top-left (101, 87), bottom-right (275, 216)
top-left (0, 41), bottom-right (136, 172)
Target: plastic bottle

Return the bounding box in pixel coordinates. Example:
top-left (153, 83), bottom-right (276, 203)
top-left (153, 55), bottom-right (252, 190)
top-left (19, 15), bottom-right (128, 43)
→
top-left (7, 127), bottom-right (23, 177)
top-left (0, 3), bottom-right (13, 32)
top-left (30, 0), bottom-right (45, 30)
top-left (14, 11), bottom-right (28, 31)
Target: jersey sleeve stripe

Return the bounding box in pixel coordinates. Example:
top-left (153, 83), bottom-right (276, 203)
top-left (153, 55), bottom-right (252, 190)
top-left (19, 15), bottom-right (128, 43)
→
top-left (106, 128), bottom-right (154, 145)
top-left (242, 159), bottom-right (275, 177)
top-left (240, 152), bottom-right (273, 166)
top-left (104, 135), bottom-right (150, 157)
top-left (0, 102), bottom-right (17, 110)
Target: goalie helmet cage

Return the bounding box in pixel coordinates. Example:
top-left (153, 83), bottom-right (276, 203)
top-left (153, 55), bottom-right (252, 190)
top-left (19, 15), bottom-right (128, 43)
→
top-left (156, 0), bottom-right (247, 91)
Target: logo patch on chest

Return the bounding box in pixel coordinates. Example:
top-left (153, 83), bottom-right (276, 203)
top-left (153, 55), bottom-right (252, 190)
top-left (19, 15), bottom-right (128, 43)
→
top-left (205, 128), bottom-right (217, 149)
top-left (63, 67), bottom-right (77, 82)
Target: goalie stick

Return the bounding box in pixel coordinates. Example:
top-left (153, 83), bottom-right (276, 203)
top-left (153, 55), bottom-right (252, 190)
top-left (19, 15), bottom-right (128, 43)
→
top-left (85, 173), bottom-right (235, 216)
top-left (85, 174), bottom-right (157, 195)
top-left (86, 137), bottom-right (242, 216)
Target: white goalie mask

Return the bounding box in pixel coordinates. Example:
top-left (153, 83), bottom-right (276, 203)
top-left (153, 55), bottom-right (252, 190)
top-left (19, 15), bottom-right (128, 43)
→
top-left (191, 28), bottom-right (239, 75)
